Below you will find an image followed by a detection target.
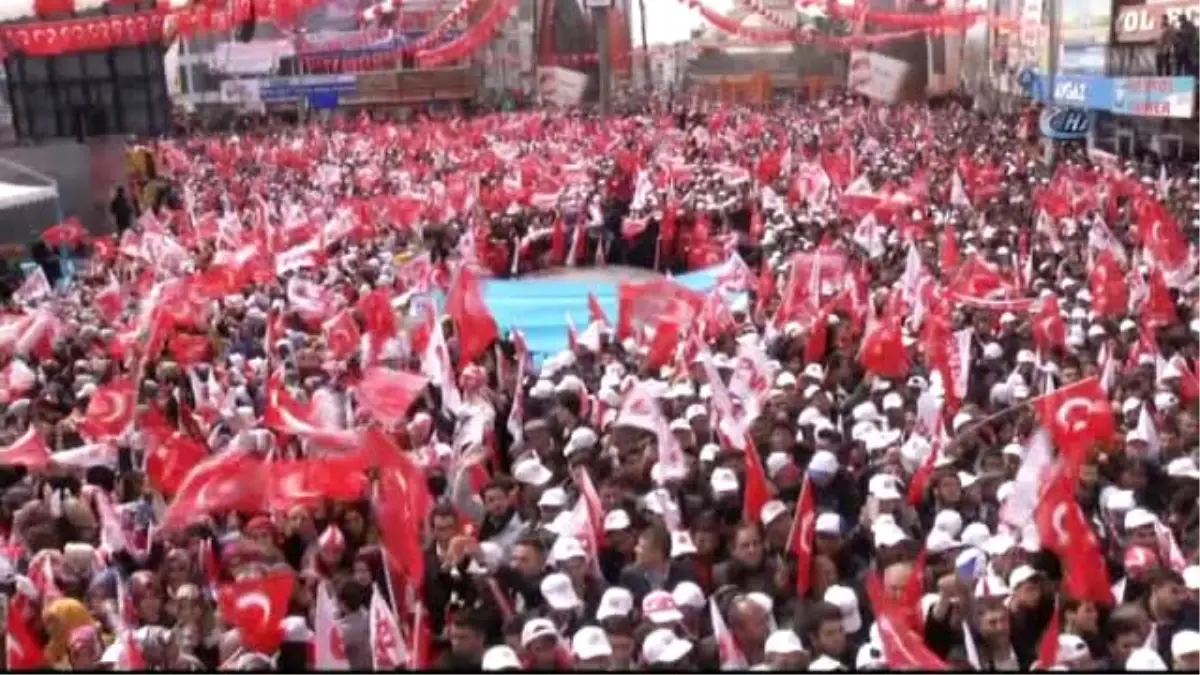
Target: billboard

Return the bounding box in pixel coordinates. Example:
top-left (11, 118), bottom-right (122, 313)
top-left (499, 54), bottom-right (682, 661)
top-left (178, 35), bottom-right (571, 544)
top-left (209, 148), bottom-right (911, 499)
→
top-left (848, 0), bottom-right (965, 102)
top-left (537, 66), bottom-right (588, 106)
top-left (1111, 76), bottom-right (1196, 118)
top-left (1058, 0), bottom-right (1111, 74)
top-left (1114, 0), bottom-right (1200, 43)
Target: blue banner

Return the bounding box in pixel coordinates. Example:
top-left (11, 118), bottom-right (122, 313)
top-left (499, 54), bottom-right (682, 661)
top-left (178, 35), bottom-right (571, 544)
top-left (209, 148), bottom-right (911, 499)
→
top-left (259, 75), bottom-right (358, 102)
top-left (1050, 74), bottom-right (1114, 110)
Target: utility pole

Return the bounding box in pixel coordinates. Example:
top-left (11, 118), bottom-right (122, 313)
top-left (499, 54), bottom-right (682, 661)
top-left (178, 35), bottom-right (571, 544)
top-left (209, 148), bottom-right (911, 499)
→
top-left (1044, 0), bottom-right (1060, 163)
top-left (594, 1), bottom-right (612, 115)
top-left (638, 0), bottom-right (651, 92)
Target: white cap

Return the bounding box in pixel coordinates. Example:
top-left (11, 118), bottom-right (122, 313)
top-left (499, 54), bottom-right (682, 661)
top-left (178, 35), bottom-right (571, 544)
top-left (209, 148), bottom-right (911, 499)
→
top-left (670, 530), bottom-right (698, 558)
top-left (1125, 647), bottom-right (1168, 671)
top-left (710, 467), bottom-right (739, 494)
top-left (1184, 565), bottom-right (1200, 591)
top-left (551, 536), bottom-right (587, 562)
top-left (852, 401), bottom-right (883, 422)
top-left (882, 392), bottom-right (904, 411)
top-left (809, 450), bottom-right (839, 475)
top-left (1057, 634), bottom-right (1090, 664)
top-left (764, 629), bottom-right (805, 655)
top-left (961, 522), bottom-right (991, 548)
top-left (803, 363), bottom-right (825, 380)
top-left (513, 458), bottom-right (554, 487)
top-left (1008, 564), bottom-right (1042, 589)
top-left (765, 452), bottom-right (793, 479)
top-left (642, 590), bottom-right (684, 625)
top-left (521, 617), bottom-right (560, 647)
top-left (572, 625), bottom-right (613, 660)
top-left (761, 500), bottom-right (788, 526)
top-left (952, 411), bottom-right (974, 432)
top-left (596, 587), bottom-right (634, 621)
top-left (824, 585), bottom-right (862, 633)
top-left (1167, 457), bottom-right (1200, 479)
top-left (982, 533), bottom-right (1017, 556)
top-left (281, 615), bottom-right (314, 642)
top-left (815, 512), bottom-right (842, 536)
top-left (699, 443), bottom-right (721, 463)
top-left (541, 572), bottom-right (582, 611)
top-left (604, 509), bottom-right (631, 531)
top-left (1103, 489), bottom-right (1136, 513)
top-left (1124, 508), bottom-right (1157, 531)
top-left (671, 581), bottom-right (706, 609)
top-left (641, 628), bottom-right (693, 664)
top-left (926, 529), bottom-right (963, 554)
top-left (808, 654), bottom-right (846, 671)
top-left (482, 645), bottom-right (523, 671)
top-left (1171, 630), bottom-right (1200, 659)
top-left (933, 510), bottom-right (964, 538)
top-left (538, 487), bottom-right (568, 508)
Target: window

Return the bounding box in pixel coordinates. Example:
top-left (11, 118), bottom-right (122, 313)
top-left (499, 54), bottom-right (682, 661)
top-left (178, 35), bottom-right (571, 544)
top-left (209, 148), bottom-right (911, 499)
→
top-left (114, 48), bottom-right (145, 77)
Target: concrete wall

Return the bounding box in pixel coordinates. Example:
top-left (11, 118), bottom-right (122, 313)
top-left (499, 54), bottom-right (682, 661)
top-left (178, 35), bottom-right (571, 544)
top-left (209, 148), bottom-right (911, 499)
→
top-left (0, 136), bottom-right (125, 246)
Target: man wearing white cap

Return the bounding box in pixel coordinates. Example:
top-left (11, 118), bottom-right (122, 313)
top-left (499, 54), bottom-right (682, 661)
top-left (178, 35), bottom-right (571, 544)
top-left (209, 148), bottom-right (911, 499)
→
top-left (571, 625), bottom-right (613, 669)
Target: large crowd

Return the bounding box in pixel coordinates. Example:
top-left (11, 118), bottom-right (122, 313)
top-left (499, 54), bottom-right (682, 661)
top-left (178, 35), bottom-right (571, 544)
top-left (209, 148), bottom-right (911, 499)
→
top-left (0, 94), bottom-right (1197, 673)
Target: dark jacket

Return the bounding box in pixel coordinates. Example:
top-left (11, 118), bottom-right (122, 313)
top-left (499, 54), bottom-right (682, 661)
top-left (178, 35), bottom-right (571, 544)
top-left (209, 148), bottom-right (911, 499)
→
top-left (618, 561), bottom-right (696, 606)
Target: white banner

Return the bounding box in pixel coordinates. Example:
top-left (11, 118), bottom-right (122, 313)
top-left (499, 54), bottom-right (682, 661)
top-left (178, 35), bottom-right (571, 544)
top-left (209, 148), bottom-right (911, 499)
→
top-left (537, 67), bottom-right (588, 107)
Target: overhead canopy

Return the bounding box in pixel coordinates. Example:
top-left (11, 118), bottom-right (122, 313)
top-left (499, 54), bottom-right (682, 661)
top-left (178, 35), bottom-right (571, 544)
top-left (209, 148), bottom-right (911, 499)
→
top-left (0, 182), bottom-right (57, 210)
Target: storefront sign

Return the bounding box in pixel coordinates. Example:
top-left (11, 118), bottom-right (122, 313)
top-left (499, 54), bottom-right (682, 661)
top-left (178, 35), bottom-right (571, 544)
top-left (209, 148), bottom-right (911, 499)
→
top-left (1051, 74), bottom-right (1114, 110)
top-left (259, 75), bottom-right (357, 102)
top-left (1114, 0), bottom-right (1200, 43)
top-left (1111, 77), bottom-right (1196, 118)
top-left (1039, 106), bottom-right (1092, 140)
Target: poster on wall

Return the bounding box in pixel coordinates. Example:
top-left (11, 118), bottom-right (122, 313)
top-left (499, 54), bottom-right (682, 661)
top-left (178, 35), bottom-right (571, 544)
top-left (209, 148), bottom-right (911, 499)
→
top-left (847, 0), bottom-right (965, 102)
top-left (537, 67), bottom-right (588, 106)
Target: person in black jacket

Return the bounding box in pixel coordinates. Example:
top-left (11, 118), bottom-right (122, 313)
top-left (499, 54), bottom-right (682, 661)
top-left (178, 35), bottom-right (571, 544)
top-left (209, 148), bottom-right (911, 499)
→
top-left (619, 524), bottom-right (695, 605)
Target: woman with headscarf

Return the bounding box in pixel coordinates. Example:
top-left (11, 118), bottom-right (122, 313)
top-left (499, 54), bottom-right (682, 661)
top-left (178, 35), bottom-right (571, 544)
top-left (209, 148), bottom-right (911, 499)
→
top-left (41, 597), bottom-right (101, 669)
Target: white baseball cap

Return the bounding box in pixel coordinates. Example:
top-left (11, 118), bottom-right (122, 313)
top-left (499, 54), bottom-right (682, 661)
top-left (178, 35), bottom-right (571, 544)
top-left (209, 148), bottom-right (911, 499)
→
top-left (603, 509), bottom-right (631, 531)
top-left (710, 467), bottom-right (739, 494)
top-left (482, 645), bottom-right (523, 671)
top-left (642, 590), bottom-right (684, 625)
top-left (825, 585), bottom-right (862, 634)
top-left (641, 628), bottom-right (693, 665)
top-left (764, 629), bottom-right (805, 656)
top-left (540, 572), bottom-right (582, 611)
top-left (672, 581), bottom-right (705, 610)
top-left (761, 500), bottom-right (788, 526)
top-left (815, 512), bottom-right (842, 536)
top-left (1171, 630), bottom-right (1200, 659)
top-left (520, 618), bottom-right (560, 647)
top-left (595, 587), bottom-right (634, 621)
top-left (1057, 634), bottom-right (1090, 664)
top-left (572, 625), bottom-right (613, 660)
top-left (1125, 647), bottom-right (1168, 671)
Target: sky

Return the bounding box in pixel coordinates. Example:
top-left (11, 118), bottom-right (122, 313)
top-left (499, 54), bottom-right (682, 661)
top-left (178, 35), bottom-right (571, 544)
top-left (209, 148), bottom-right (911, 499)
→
top-left (629, 0), bottom-right (733, 46)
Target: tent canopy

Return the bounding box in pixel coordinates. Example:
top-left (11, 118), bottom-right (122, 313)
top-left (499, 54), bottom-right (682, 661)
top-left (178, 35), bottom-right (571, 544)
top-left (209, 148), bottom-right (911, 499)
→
top-left (0, 182), bottom-right (57, 210)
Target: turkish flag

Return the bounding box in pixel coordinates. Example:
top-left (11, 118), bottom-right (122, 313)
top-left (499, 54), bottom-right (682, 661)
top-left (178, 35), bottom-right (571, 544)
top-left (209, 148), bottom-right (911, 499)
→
top-left (161, 450), bottom-right (267, 530)
top-left (615, 279), bottom-right (704, 342)
top-left (742, 440), bottom-right (771, 525)
top-left (78, 377), bottom-right (136, 440)
top-left (168, 333), bottom-right (211, 367)
top-left (787, 475), bottom-right (816, 596)
top-left (1143, 268), bottom-right (1178, 328)
top-left (357, 367), bottom-right (429, 427)
top-left (217, 569), bottom-right (296, 655)
top-left (5, 595), bottom-right (46, 670)
top-left (445, 266), bottom-right (499, 367)
top-left (0, 427), bottom-right (51, 470)
top-left (1033, 376), bottom-right (1115, 472)
top-left (859, 316), bottom-right (910, 379)
top-left (1088, 251), bottom-right (1127, 318)
top-left (322, 310), bottom-right (361, 362)
top-left (144, 432), bottom-right (208, 496)
top-left (1031, 294), bottom-right (1066, 352)
top-left (266, 453), bottom-right (371, 512)
top-left (369, 429), bottom-right (432, 591)
top-left (1034, 468), bottom-right (1113, 605)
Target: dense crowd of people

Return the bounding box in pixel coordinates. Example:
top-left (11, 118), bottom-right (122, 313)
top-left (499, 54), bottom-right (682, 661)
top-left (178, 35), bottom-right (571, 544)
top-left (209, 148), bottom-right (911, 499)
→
top-left (0, 93), bottom-right (1197, 673)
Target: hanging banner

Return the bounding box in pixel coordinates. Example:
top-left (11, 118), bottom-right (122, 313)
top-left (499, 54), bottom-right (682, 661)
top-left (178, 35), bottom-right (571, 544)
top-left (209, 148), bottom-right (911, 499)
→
top-left (847, 0), bottom-right (968, 101)
top-left (537, 66), bottom-right (588, 106)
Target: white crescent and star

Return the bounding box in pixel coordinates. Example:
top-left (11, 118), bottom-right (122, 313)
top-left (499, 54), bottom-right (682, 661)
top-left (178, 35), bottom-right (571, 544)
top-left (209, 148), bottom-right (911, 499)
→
top-left (234, 591), bottom-right (273, 631)
top-left (1054, 396), bottom-right (1102, 436)
top-left (1051, 503), bottom-right (1070, 546)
